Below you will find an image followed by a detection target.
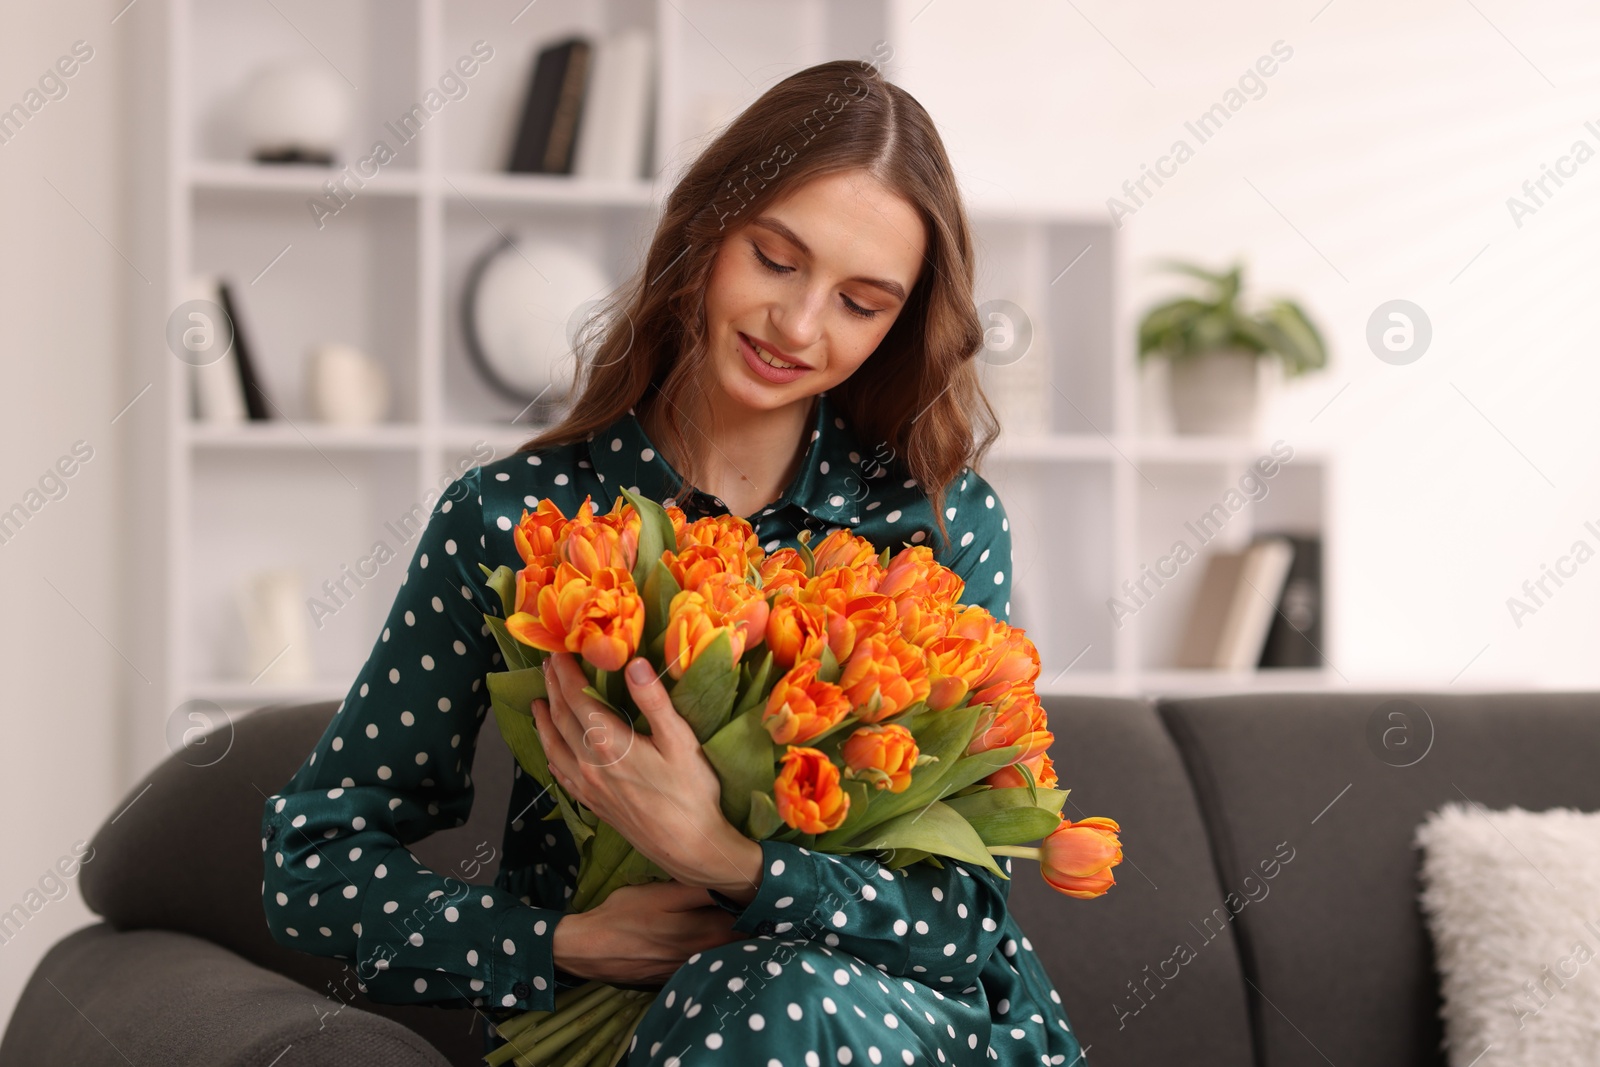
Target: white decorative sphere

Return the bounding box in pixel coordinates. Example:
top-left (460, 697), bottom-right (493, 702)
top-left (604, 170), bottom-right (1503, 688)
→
top-left (237, 61), bottom-right (352, 161)
top-left (470, 239), bottom-right (612, 400)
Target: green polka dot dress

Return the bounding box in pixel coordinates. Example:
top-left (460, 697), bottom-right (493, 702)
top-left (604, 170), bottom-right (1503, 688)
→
top-left (260, 392), bottom-right (1085, 1066)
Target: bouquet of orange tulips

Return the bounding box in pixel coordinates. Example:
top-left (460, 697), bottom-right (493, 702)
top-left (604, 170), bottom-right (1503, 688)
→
top-left (475, 488), bottom-right (1122, 1067)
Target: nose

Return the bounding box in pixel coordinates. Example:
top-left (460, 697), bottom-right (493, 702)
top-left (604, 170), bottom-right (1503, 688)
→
top-left (768, 286), bottom-right (826, 356)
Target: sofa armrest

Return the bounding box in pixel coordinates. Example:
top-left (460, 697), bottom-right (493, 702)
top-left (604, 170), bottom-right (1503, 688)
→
top-left (0, 923), bottom-right (454, 1067)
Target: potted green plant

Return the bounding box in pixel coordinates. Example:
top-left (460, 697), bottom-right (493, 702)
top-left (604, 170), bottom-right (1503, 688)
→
top-left (1137, 260), bottom-right (1327, 436)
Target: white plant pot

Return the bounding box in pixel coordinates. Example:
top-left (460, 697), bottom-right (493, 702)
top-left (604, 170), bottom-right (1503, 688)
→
top-left (1166, 350), bottom-right (1261, 436)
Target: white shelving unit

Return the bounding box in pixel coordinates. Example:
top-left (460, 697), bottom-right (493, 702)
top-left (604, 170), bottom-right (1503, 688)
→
top-left (122, 0), bottom-right (1333, 776)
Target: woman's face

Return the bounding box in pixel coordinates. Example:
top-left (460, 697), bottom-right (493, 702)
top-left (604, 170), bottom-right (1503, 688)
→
top-left (701, 168), bottom-right (927, 418)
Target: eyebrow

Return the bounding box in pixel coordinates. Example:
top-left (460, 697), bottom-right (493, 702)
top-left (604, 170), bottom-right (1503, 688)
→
top-left (750, 215), bottom-right (909, 304)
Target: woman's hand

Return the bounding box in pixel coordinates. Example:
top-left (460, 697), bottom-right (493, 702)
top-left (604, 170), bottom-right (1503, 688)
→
top-left (531, 651), bottom-right (763, 904)
top-left (551, 881), bottom-right (743, 985)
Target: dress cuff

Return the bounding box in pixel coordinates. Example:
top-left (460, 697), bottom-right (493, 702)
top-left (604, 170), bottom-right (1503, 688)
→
top-left (707, 838), bottom-right (822, 939)
top-left (487, 899), bottom-right (564, 1011)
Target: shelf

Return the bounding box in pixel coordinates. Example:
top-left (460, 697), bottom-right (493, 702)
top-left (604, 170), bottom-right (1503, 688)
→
top-left (439, 170), bottom-right (659, 210)
top-left (188, 160), bottom-right (423, 197)
top-left (1036, 668), bottom-right (1338, 698)
top-left (184, 421), bottom-right (422, 450)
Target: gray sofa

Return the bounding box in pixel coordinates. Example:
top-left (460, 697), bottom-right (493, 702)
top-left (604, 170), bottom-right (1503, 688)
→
top-left (4, 690), bottom-right (1598, 1066)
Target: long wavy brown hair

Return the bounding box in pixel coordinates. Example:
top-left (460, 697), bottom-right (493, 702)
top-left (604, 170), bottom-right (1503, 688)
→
top-left (515, 56), bottom-right (997, 551)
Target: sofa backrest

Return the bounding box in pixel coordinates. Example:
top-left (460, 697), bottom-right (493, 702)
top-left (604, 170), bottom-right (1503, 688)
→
top-left (1012, 696), bottom-right (1256, 1067)
top-left (1159, 690), bottom-right (1600, 1067)
top-left (80, 698), bottom-right (521, 1067)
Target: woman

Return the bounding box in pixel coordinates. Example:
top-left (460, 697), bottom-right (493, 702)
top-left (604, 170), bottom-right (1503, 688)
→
top-left (261, 58), bottom-right (1086, 1065)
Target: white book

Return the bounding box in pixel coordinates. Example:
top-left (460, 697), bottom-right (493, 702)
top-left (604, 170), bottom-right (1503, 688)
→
top-left (574, 29), bottom-right (655, 182)
top-left (184, 274), bottom-right (247, 424)
top-left (1214, 537), bottom-right (1296, 670)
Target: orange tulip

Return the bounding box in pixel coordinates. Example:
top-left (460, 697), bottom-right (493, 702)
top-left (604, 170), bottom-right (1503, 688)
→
top-left (841, 724), bottom-right (919, 793)
top-left (985, 751), bottom-right (1057, 790)
top-left (694, 571), bottom-right (770, 656)
top-left (763, 660), bottom-right (852, 744)
top-left (513, 562), bottom-right (557, 618)
top-left (894, 595), bottom-right (953, 647)
top-left (968, 683), bottom-right (1052, 763)
top-left (773, 746), bottom-right (851, 834)
top-left (924, 635), bottom-right (991, 711)
top-left (676, 513), bottom-right (763, 574)
top-left (970, 627), bottom-right (1042, 707)
top-left (506, 563), bottom-right (644, 671)
top-left (840, 632), bottom-right (930, 722)
top-left (759, 548), bottom-right (810, 597)
top-left (878, 545), bottom-right (965, 606)
top-left (560, 498), bottom-right (637, 578)
top-left (514, 499), bottom-right (571, 568)
top-left (1039, 816), bottom-right (1121, 899)
top-left (810, 528), bottom-right (884, 576)
top-left (662, 589), bottom-right (734, 680)
top-left (765, 596), bottom-right (854, 671)
top-left (564, 567), bottom-right (645, 672)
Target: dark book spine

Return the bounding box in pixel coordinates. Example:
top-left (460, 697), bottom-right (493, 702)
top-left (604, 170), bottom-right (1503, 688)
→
top-left (508, 39), bottom-right (577, 174)
top-left (1258, 535), bottom-right (1323, 668)
top-left (542, 40), bottom-right (592, 174)
top-left (217, 279), bottom-right (271, 420)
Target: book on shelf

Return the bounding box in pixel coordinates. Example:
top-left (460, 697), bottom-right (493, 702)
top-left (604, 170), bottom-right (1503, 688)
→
top-left (1258, 534), bottom-right (1324, 668)
top-left (217, 278), bottom-right (270, 420)
top-left (508, 36), bottom-right (593, 175)
top-left (186, 274), bottom-right (272, 424)
top-left (573, 29), bottom-right (654, 182)
top-left (1175, 536), bottom-right (1296, 670)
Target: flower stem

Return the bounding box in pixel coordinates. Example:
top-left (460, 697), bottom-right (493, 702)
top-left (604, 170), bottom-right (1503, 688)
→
top-left (552, 993), bottom-right (652, 1067)
top-left (517, 987), bottom-right (639, 1065)
top-left (485, 984), bottom-right (623, 1066)
top-left (988, 845), bottom-right (1042, 860)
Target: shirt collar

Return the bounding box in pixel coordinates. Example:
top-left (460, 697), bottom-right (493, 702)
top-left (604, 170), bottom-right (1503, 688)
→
top-left (586, 392), bottom-right (871, 527)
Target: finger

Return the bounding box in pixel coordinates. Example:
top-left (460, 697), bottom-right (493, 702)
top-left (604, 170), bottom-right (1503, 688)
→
top-left (544, 653), bottom-right (593, 759)
top-left (623, 657), bottom-right (696, 752)
top-left (531, 691), bottom-right (579, 790)
top-left (551, 652), bottom-right (635, 768)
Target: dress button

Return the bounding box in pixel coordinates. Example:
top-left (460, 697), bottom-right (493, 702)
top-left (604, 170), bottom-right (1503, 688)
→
top-left (512, 981), bottom-right (532, 999)
top-left (265, 824), bottom-right (277, 842)
top-left (755, 919), bottom-right (777, 936)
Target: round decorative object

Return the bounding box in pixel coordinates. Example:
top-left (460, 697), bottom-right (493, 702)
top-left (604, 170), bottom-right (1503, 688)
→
top-left (461, 236), bottom-right (612, 408)
top-left (236, 61), bottom-right (353, 164)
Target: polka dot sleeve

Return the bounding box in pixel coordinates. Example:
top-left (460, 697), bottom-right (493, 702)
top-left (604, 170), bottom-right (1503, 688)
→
top-left (937, 468), bottom-right (1013, 624)
top-left (711, 839), bottom-right (1011, 991)
top-left (259, 466), bottom-right (566, 1013)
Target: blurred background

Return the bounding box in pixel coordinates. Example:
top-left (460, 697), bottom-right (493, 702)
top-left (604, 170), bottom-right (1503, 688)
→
top-left (2, 0), bottom-right (1596, 1032)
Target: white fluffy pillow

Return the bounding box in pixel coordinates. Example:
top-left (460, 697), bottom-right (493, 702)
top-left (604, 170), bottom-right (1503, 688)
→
top-left (1414, 802), bottom-right (1600, 1067)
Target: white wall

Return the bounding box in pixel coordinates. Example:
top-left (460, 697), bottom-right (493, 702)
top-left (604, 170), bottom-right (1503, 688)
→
top-left (898, 0), bottom-right (1600, 688)
top-left (0, 0), bottom-right (126, 1037)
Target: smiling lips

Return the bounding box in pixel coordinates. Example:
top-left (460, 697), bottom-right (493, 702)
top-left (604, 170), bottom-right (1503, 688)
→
top-left (739, 331), bottom-right (811, 384)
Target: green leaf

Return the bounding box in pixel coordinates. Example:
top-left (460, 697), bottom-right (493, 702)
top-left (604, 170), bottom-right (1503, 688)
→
top-left (486, 667), bottom-right (551, 784)
top-left (944, 785), bottom-right (1068, 821)
top-left (746, 790), bottom-right (783, 839)
top-left (702, 704), bottom-right (776, 828)
top-left (482, 615), bottom-right (543, 671)
top-left (552, 787), bottom-right (595, 849)
top-left (667, 629), bottom-right (739, 742)
top-left (616, 486), bottom-right (677, 593)
top-left (842, 800), bottom-right (1004, 877)
top-left (813, 703), bottom-right (983, 848)
top-left (969, 805), bottom-right (1063, 846)
top-left (478, 563), bottom-right (517, 618)
top-left (732, 650), bottom-right (775, 717)
top-left (795, 529), bottom-right (817, 576)
top-left (640, 559), bottom-right (681, 646)
top-left (817, 642), bottom-right (841, 685)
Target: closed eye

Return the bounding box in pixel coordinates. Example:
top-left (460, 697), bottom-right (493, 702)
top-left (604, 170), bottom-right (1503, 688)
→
top-left (749, 241), bottom-right (881, 320)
